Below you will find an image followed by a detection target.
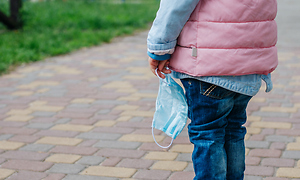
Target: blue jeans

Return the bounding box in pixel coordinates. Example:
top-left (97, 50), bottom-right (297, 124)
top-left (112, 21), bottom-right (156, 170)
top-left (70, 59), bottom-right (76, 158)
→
top-left (181, 79), bottom-right (252, 180)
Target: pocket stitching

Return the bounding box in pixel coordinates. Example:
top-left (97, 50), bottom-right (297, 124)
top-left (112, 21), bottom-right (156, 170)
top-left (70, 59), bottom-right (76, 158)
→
top-left (203, 85), bottom-right (216, 96)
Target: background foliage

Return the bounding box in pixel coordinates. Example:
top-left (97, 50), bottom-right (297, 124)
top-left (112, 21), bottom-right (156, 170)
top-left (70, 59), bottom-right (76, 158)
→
top-left (0, 0), bottom-right (159, 74)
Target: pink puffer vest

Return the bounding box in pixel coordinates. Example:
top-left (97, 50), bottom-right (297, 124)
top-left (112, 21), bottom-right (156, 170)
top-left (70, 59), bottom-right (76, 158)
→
top-left (169, 0), bottom-right (278, 76)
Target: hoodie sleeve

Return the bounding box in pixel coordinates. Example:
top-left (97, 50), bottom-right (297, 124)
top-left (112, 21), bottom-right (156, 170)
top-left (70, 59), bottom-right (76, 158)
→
top-left (147, 0), bottom-right (200, 60)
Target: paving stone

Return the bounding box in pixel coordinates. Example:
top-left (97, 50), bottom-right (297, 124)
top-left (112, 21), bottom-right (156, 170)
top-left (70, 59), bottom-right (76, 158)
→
top-left (78, 139), bottom-right (98, 147)
top-left (121, 110), bottom-right (154, 117)
top-left (36, 137), bottom-right (83, 146)
top-left (94, 120), bottom-right (116, 127)
top-left (48, 164), bottom-right (85, 174)
top-left (270, 142), bottom-right (287, 150)
top-left (264, 178), bottom-right (289, 180)
top-left (0, 127), bottom-right (37, 135)
top-left (6, 170), bottom-right (47, 180)
top-left (77, 132), bottom-right (121, 140)
top-left (19, 144), bottom-right (54, 152)
top-left (119, 134), bottom-right (165, 143)
top-left (63, 174), bottom-right (118, 180)
top-left (245, 141), bottom-right (270, 149)
top-left (151, 161), bottom-right (188, 171)
top-left (0, 150), bottom-right (49, 161)
top-left (245, 166), bottom-right (274, 176)
top-left (43, 173), bottom-right (66, 180)
top-left (80, 166), bottom-right (137, 178)
top-left (251, 122), bottom-right (292, 129)
top-left (96, 109), bottom-right (111, 114)
top-left (35, 129), bottom-right (79, 137)
top-left (0, 134), bottom-right (14, 141)
top-left (133, 128), bottom-right (157, 135)
top-left (129, 117), bottom-right (144, 122)
top-left (144, 151), bottom-right (178, 161)
top-left (93, 140), bottom-right (141, 149)
top-left (31, 117), bottom-right (58, 123)
top-left (184, 162), bottom-right (194, 172)
top-left (248, 134), bottom-right (265, 141)
top-left (277, 129), bottom-right (300, 136)
top-left (117, 158), bottom-right (154, 169)
top-left (97, 148), bottom-right (145, 159)
top-left (170, 144), bottom-right (194, 153)
top-left (116, 121), bottom-right (151, 128)
top-left (55, 118), bottom-right (71, 124)
top-left (26, 123), bottom-right (54, 130)
top-left (282, 151), bottom-right (300, 159)
top-left (56, 112), bottom-right (93, 119)
top-left (176, 153), bottom-right (192, 162)
top-left (251, 111), bottom-right (290, 118)
top-left (261, 128), bottom-right (276, 135)
top-left (0, 157), bottom-right (6, 164)
top-left (244, 175), bottom-right (263, 180)
top-left (116, 115), bottom-right (132, 122)
top-left (247, 127), bottom-right (262, 134)
top-left (76, 156), bottom-right (105, 165)
top-left (92, 127), bottom-right (133, 134)
top-left (29, 105), bottom-right (64, 112)
top-left (50, 145), bottom-right (98, 155)
top-left (45, 154), bottom-right (81, 164)
top-left (31, 111), bottom-right (56, 117)
top-left (70, 118), bottom-right (98, 125)
top-left (261, 158), bottom-right (295, 167)
top-left (248, 149), bottom-right (282, 158)
top-left (101, 157), bottom-right (122, 167)
top-left (0, 121), bottom-right (27, 128)
top-left (133, 169), bottom-right (171, 180)
top-left (6, 109), bottom-right (33, 115)
top-left (277, 168), bottom-right (300, 178)
top-left (172, 136), bottom-right (191, 144)
top-left (4, 115), bottom-right (34, 122)
top-left (287, 143), bottom-right (300, 150)
top-left (51, 124), bottom-right (94, 132)
top-left (0, 168), bottom-right (15, 179)
top-left (169, 171), bottom-right (195, 180)
top-left (266, 135), bottom-right (295, 142)
top-left (261, 106), bottom-right (298, 113)
top-left (9, 135), bottom-right (40, 143)
top-left (71, 98), bottom-right (95, 104)
top-left (0, 141), bottom-right (25, 150)
top-left (114, 105), bottom-right (139, 111)
top-left (2, 160), bottom-right (53, 172)
top-left (245, 157), bottom-right (261, 165)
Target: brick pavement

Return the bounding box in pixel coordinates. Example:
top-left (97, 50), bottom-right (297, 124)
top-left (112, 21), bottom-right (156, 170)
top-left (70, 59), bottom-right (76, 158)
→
top-left (1, 2), bottom-right (300, 180)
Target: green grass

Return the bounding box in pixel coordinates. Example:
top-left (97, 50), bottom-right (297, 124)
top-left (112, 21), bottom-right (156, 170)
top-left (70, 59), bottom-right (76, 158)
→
top-left (0, 0), bottom-right (159, 74)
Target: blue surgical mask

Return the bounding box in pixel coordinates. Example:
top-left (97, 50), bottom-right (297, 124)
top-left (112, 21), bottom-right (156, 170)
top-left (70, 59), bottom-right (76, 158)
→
top-left (152, 69), bottom-right (188, 148)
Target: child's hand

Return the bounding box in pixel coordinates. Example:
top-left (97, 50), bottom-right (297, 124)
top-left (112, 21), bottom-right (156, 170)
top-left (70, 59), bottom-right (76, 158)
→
top-left (148, 57), bottom-right (171, 79)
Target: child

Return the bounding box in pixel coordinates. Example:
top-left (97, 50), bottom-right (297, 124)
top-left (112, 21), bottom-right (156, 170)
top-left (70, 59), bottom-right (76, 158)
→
top-left (147, 0), bottom-right (278, 179)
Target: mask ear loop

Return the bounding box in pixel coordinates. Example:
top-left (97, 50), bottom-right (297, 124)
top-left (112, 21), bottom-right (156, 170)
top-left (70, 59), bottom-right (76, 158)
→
top-left (152, 126), bottom-right (174, 149)
top-left (155, 68), bottom-right (169, 85)
top-left (152, 68), bottom-right (174, 149)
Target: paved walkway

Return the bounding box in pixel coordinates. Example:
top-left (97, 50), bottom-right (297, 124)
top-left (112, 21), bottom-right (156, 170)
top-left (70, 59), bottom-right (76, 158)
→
top-left (0, 1), bottom-right (300, 180)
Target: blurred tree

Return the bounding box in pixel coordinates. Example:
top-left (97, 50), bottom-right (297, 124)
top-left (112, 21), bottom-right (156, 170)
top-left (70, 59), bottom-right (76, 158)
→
top-left (0, 0), bottom-right (23, 30)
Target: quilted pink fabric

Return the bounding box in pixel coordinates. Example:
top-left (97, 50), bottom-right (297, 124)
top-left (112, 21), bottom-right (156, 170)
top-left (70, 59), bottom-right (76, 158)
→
top-left (169, 0), bottom-right (278, 76)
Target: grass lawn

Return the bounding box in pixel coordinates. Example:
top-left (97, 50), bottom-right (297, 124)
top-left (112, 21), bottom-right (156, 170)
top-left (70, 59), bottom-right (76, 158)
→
top-left (0, 0), bottom-right (159, 74)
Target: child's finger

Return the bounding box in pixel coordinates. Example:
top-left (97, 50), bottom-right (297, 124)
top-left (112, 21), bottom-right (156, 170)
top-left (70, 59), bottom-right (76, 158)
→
top-left (157, 70), bottom-right (166, 79)
top-left (158, 60), bottom-right (169, 71)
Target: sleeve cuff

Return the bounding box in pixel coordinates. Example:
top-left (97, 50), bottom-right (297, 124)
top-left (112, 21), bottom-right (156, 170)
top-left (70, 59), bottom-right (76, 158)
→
top-left (147, 51), bottom-right (171, 61)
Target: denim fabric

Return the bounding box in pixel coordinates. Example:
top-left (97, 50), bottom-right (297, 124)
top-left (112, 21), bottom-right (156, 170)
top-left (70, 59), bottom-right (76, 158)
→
top-left (181, 78), bottom-right (252, 180)
top-left (173, 71), bottom-right (273, 96)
